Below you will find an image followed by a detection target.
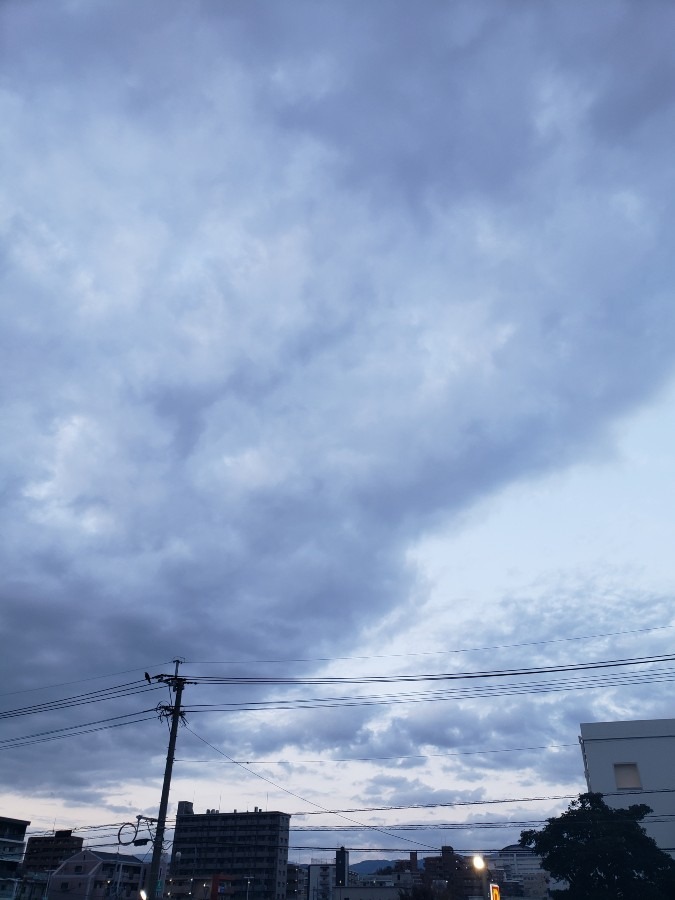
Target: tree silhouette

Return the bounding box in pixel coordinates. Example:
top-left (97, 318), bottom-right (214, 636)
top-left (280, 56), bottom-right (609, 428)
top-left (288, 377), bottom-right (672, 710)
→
top-left (520, 792), bottom-right (675, 899)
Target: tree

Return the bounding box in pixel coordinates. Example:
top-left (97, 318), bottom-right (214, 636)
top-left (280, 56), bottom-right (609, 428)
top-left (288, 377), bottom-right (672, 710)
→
top-left (519, 792), bottom-right (675, 899)
top-left (397, 886), bottom-right (435, 900)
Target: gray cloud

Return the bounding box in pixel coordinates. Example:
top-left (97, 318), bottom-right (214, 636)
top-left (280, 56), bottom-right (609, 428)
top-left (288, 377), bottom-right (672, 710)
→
top-left (2, 0), bottom-right (675, 848)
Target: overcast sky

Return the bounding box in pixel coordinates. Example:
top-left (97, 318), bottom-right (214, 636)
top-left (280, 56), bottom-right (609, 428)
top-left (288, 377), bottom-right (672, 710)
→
top-left (2, 0), bottom-right (675, 864)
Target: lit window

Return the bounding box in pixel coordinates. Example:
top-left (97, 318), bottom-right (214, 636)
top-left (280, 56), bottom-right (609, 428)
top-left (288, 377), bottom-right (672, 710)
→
top-left (614, 763), bottom-right (641, 789)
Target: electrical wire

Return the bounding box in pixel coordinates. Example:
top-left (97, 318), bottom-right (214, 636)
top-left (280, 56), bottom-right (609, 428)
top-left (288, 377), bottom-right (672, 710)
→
top-left (2, 654), bottom-right (671, 726)
top-left (184, 725), bottom-right (438, 852)
top-left (176, 743), bottom-right (577, 765)
top-left (3, 625), bottom-right (671, 703)
top-left (0, 664), bottom-right (176, 699)
top-left (3, 653), bottom-right (673, 751)
top-left (28, 808), bottom-right (675, 840)
top-left (181, 653), bottom-right (675, 685)
top-left (0, 711), bottom-right (159, 750)
top-left (184, 623), bottom-right (675, 666)
top-left (0, 682), bottom-right (162, 720)
top-left (182, 681), bottom-right (675, 712)
top-left (178, 666), bottom-right (675, 713)
top-left (288, 787), bottom-right (675, 815)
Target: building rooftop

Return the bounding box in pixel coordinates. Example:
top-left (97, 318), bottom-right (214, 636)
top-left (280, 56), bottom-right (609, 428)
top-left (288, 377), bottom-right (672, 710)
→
top-left (580, 717), bottom-right (675, 739)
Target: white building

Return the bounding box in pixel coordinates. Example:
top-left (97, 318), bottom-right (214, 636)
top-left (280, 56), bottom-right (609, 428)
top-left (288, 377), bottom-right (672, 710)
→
top-left (486, 845), bottom-right (550, 898)
top-left (307, 862), bottom-right (336, 900)
top-left (307, 861), bottom-right (360, 900)
top-left (579, 717), bottom-right (675, 856)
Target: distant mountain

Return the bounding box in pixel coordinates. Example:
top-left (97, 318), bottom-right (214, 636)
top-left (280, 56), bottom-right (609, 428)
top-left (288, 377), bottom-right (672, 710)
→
top-left (350, 860), bottom-right (396, 875)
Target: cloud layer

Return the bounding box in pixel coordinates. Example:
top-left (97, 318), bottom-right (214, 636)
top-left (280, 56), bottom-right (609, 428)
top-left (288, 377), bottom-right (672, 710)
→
top-left (2, 0), bottom-right (675, 858)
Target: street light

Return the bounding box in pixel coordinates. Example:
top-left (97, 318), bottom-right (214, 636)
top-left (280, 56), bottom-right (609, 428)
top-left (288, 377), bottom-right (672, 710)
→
top-left (472, 856), bottom-right (488, 900)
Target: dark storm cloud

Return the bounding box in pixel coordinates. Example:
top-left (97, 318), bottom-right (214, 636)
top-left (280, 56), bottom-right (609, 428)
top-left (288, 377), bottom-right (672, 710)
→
top-left (2, 0), bottom-right (675, 822)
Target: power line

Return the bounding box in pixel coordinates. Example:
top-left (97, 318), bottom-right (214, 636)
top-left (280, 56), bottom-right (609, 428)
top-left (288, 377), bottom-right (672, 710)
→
top-left (4, 655), bottom-right (673, 751)
top-left (29, 808), bottom-right (675, 841)
top-left (3, 625), bottom-right (671, 704)
top-left (175, 664), bottom-right (675, 713)
top-left (176, 743), bottom-right (577, 765)
top-left (290, 796), bottom-right (579, 815)
top-left (181, 652), bottom-right (675, 685)
top-left (2, 653), bottom-right (671, 730)
top-left (185, 725), bottom-right (438, 852)
top-left (0, 681), bottom-right (162, 720)
top-left (0, 664), bottom-right (176, 699)
top-left (29, 788), bottom-right (675, 836)
top-left (185, 623), bottom-right (675, 666)
top-left (289, 787), bottom-right (675, 815)
top-left (0, 712), bottom-right (158, 750)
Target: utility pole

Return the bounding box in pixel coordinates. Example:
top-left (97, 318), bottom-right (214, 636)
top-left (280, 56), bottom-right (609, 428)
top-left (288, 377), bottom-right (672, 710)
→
top-left (147, 659), bottom-right (188, 900)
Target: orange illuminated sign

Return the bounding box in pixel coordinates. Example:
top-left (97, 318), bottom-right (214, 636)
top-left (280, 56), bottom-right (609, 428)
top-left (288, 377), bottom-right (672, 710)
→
top-left (489, 886), bottom-right (500, 900)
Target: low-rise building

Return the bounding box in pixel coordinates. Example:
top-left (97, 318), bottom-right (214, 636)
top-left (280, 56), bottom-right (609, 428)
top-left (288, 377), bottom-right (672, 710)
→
top-left (166, 873), bottom-right (236, 900)
top-left (15, 871), bottom-right (50, 900)
top-left (46, 849), bottom-right (147, 900)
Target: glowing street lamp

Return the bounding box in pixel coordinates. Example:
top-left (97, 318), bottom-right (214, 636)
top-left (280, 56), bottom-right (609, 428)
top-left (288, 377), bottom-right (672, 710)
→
top-left (471, 857), bottom-right (500, 900)
top-left (472, 856), bottom-right (488, 900)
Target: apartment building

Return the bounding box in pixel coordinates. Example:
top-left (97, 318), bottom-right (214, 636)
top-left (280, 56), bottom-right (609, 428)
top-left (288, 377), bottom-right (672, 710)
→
top-left (24, 832), bottom-right (84, 874)
top-left (0, 817), bottom-right (30, 900)
top-left (285, 864), bottom-right (307, 900)
top-left (306, 863), bottom-right (334, 900)
top-left (170, 804), bottom-right (290, 900)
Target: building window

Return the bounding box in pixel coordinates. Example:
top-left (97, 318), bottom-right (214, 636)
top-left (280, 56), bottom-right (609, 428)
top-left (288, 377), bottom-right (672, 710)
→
top-left (614, 762), bottom-right (641, 789)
